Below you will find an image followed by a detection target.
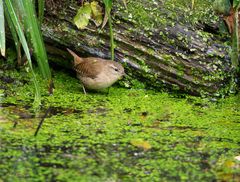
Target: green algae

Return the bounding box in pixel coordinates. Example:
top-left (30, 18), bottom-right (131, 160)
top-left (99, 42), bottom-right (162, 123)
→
top-left (111, 0), bottom-right (234, 97)
top-left (117, 0), bottom-right (218, 32)
top-left (0, 66), bottom-right (240, 181)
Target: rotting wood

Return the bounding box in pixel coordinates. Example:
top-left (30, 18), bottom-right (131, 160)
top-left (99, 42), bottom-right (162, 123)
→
top-left (42, 0), bottom-right (234, 96)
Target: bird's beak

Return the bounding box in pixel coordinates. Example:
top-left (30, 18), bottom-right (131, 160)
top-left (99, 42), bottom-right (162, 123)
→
top-left (119, 72), bottom-right (126, 80)
top-left (122, 72), bottom-right (127, 77)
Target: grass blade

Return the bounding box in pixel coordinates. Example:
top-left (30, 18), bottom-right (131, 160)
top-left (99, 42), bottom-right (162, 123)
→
top-left (5, 0), bottom-right (30, 60)
top-left (22, 0), bottom-right (52, 80)
top-left (38, 0), bottom-right (45, 25)
top-left (191, 0), bottom-right (195, 9)
top-left (4, 5), bottom-right (21, 64)
top-left (5, 0), bottom-right (41, 107)
top-left (0, 0), bottom-right (6, 57)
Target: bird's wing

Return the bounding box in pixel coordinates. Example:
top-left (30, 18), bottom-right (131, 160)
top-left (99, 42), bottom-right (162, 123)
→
top-left (74, 58), bottom-right (106, 79)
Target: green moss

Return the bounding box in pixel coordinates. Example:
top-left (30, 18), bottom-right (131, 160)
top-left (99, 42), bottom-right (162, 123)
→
top-left (112, 0), bottom-right (234, 97)
top-left (118, 0), bottom-right (218, 31)
top-left (0, 67), bottom-right (240, 181)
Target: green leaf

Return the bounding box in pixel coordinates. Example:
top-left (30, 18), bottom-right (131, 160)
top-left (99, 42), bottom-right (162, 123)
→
top-left (5, 0), bottom-right (31, 61)
top-left (38, 0), bottom-right (45, 25)
top-left (0, 0), bottom-right (5, 57)
top-left (4, 4), bottom-right (21, 64)
top-left (213, 0), bottom-right (231, 15)
top-left (5, 0), bottom-right (41, 107)
top-left (103, 0), bottom-right (113, 11)
top-left (22, 0), bottom-right (52, 80)
top-left (73, 3), bottom-right (92, 29)
top-left (90, 1), bottom-right (103, 27)
top-left (233, 0), bottom-right (240, 9)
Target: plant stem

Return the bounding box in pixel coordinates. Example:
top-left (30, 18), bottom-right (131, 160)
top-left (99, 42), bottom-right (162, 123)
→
top-left (0, 0), bottom-right (5, 57)
top-left (5, 0), bottom-right (41, 108)
top-left (231, 8), bottom-right (239, 69)
top-left (107, 10), bottom-right (114, 60)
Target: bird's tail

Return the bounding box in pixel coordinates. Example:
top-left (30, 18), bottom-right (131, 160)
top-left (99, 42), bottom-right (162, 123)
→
top-left (67, 48), bottom-right (83, 66)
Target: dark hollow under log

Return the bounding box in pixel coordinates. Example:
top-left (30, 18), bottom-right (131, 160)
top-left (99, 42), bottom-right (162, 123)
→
top-left (42, 0), bottom-right (234, 96)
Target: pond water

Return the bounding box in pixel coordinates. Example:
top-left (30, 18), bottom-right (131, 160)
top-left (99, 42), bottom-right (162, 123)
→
top-left (0, 68), bottom-right (240, 181)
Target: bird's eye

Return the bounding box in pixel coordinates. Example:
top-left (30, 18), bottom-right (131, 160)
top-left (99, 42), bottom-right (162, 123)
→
top-left (114, 68), bottom-right (119, 72)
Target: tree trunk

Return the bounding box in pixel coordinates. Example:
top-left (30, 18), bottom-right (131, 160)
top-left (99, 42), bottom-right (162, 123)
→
top-left (43, 0), bottom-right (234, 96)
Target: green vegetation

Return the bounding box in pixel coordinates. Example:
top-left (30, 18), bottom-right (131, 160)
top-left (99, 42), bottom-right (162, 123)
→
top-left (113, 0), bottom-right (233, 97)
top-left (0, 0), bottom-right (240, 181)
top-left (73, 0), bottom-right (115, 60)
top-left (0, 0), bottom-right (5, 57)
top-left (231, 0), bottom-right (240, 69)
top-left (103, 0), bottom-right (115, 60)
top-left (38, 0), bottom-right (45, 25)
top-left (0, 65), bottom-right (240, 181)
top-left (0, 0), bottom-right (52, 108)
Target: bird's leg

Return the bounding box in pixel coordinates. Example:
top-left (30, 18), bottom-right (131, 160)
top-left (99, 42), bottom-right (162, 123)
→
top-left (82, 85), bottom-right (87, 94)
top-left (106, 87), bottom-right (110, 96)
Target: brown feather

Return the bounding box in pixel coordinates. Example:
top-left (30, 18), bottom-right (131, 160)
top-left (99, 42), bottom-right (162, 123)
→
top-left (74, 58), bottom-right (108, 79)
top-left (67, 48), bottom-right (125, 91)
top-left (67, 48), bottom-right (84, 66)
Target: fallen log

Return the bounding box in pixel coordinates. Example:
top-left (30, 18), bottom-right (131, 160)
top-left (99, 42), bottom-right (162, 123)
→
top-left (42, 0), bottom-right (234, 96)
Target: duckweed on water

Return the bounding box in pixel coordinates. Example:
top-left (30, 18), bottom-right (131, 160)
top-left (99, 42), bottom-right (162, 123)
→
top-left (0, 67), bottom-right (240, 181)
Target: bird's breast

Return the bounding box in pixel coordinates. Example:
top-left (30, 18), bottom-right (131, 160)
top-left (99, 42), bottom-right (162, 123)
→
top-left (78, 72), bottom-right (119, 90)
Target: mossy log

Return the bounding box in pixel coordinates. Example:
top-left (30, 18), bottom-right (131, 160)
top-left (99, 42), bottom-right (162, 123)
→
top-left (42, 0), bottom-right (234, 96)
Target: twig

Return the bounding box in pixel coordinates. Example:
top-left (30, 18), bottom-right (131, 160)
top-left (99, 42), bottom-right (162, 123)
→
top-left (34, 107), bottom-right (51, 136)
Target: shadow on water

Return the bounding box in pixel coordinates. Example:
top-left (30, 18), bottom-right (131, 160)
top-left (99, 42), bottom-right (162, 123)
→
top-left (1, 102), bottom-right (84, 136)
top-left (1, 103), bottom-right (83, 118)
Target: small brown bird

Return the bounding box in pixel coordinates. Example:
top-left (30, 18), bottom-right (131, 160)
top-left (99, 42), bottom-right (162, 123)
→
top-left (67, 48), bottom-right (125, 94)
